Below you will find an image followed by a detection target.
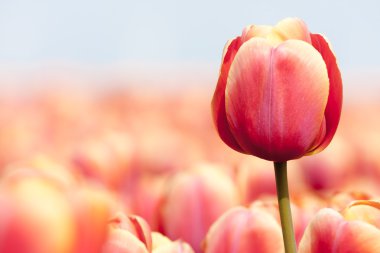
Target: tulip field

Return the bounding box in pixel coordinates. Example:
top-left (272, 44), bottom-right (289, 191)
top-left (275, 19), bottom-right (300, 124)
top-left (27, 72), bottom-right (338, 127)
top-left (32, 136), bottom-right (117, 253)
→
top-left (1, 13), bottom-right (380, 253)
top-left (0, 79), bottom-right (379, 253)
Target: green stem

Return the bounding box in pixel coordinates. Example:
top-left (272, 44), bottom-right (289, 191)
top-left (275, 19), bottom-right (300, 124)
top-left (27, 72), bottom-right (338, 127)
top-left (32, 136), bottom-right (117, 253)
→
top-left (274, 161), bottom-right (297, 253)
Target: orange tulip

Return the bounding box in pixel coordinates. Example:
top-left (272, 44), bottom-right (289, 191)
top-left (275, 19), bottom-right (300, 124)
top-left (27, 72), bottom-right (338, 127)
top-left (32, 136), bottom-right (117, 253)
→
top-left (0, 167), bottom-right (116, 253)
top-left (299, 200), bottom-right (380, 253)
top-left (212, 18), bottom-right (342, 162)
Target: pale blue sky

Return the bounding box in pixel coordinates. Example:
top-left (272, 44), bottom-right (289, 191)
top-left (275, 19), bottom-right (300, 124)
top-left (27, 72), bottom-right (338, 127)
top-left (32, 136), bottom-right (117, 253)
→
top-left (0, 0), bottom-right (379, 70)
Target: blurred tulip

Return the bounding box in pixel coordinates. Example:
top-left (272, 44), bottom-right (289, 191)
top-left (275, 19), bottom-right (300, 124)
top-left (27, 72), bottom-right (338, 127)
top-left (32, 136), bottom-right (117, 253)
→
top-left (71, 131), bottom-right (134, 189)
top-left (236, 157), bottom-right (276, 204)
top-left (0, 168), bottom-right (116, 253)
top-left (70, 185), bottom-right (117, 253)
top-left (0, 171), bottom-right (75, 253)
top-left (299, 135), bottom-right (355, 191)
top-left (328, 191), bottom-right (372, 211)
top-left (212, 17), bottom-right (342, 161)
top-left (158, 164), bottom-right (239, 253)
top-left (103, 213), bottom-right (152, 253)
top-left (152, 232), bottom-right (195, 253)
top-left (299, 200), bottom-right (380, 253)
top-left (128, 175), bottom-right (167, 231)
top-left (249, 198), bottom-right (311, 244)
top-left (203, 206), bottom-right (283, 253)
top-left (236, 158), bottom-right (306, 204)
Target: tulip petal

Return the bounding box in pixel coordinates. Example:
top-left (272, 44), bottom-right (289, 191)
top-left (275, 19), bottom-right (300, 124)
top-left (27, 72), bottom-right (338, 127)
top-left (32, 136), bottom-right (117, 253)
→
top-left (273, 18), bottom-right (311, 43)
top-left (203, 207), bottom-right (283, 253)
top-left (241, 25), bottom-right (272, 42)
top-left (299, 208), bottom-right (380, 253)
top-left (211, 37), bottom-right (245, 153)
top-left (298, 208), bottom-right (343, 253)
top-left (226, 38), bottom-right (329, 161)
top-left (334, 221), bottom-right (380, 253)
top-left (307, 33), bottom-right (343, 154)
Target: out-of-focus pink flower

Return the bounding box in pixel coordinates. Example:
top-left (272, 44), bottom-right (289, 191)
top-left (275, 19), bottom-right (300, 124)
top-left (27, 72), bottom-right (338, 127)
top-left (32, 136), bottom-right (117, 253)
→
top-left (0, 172), bottom-right (76, 253)
top-left (299, 136), bottom-right (356, 191)
top-left (203, 206), bottom-right (283, 253)
top-left (128, 175), bottom-right (167, 231)
top-left (236, 158), bottom-right (306, 204)
top-left (236, 158), bottom-right (276, 204)
top-left (0, 167), bottom-right (116, 253)
top-left (158, 164), bottom-right (239, 253)
top-left (103, 213), bottom-right (152, 253)
top-left (151, 232), bottom-right (195, 253)
top-left (212, 17), bottom-right (342, 162)
top-left (299, 200), bottom-right (380, 253)
top-left (249, 198), bottom-right (311, 244)
top-left (71, 132), bottom-right (134, 189)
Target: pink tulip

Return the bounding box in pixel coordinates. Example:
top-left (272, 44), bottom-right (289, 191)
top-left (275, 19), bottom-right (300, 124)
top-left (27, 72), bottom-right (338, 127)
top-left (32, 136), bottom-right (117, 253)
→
top-left (249, 197), bottom-right (313, 245)
top-left (212, 17), bottom-right (342, 162)
top-left (158, 164), bottom-right (239, 253)
top-left (203, 206), bottom-right (284, 253)
top-left (299, 200), bottom-right (380, 253)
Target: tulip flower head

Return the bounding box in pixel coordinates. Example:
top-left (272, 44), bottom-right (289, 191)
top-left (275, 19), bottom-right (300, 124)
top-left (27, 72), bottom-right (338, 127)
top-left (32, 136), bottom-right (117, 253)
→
top-left (212, 18), bottom-right (342, 162)
top-left (299, 200), bottom-right (380, 253)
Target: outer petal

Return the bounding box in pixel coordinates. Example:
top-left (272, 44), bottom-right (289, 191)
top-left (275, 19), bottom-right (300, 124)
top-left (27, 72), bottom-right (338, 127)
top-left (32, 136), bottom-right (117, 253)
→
top-left (211, 37), bottom-right (245, 153)
top-left (102, 229), bottom-right (149, 253)
top-left (307, 33), bottom-right (343, 154)
top-left (299, 208), bottom-right (380, 253)
top-left (225, 38), bottom-right (329, 161)
top-left (298, 209), bottom-right (342, 253)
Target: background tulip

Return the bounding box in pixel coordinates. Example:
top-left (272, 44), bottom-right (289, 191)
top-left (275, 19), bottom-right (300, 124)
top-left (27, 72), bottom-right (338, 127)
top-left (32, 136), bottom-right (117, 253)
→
top-left (158, 164), bottom-right (239, 253)
top-left (103, 213), bottom-right (152, 253)
top-left (299, 200), bottom-right (380, 253)
top-left (212, 17), bottom-right (342, 162)
top-left (203, 206), bottom-right (284, 253)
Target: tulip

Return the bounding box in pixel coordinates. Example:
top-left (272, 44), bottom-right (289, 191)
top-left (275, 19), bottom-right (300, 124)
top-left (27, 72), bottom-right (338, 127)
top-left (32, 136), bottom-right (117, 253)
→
top-left (211, 17), bottom-right (342, 162)
top-left (211, 18), bottom-right (342, 252)
top-left (71, 131), bottom-right (134, 190)
top-left (298, 200), bottom-right (380, 253)
top-left (0, 172), bottom-right (75, 253)
top-left (103, 213), bottom-right (152, 253)
top-left (152, 232), bottom-right (195, 253)
top-left (0, 167), bottom-right (116, 253)
top-left (249, 198), bottom-right (311, 245)
top-left (158, 164), bottom-right (239, 253)
top-left (203, 206), bottom-right (284, 253)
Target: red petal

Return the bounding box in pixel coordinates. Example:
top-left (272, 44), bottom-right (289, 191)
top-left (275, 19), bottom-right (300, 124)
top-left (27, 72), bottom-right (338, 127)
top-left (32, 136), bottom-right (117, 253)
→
top-left (211, 37), bottom-right (245, 153)
top-left (307, 33), bottom-right (343, 154)
top-left (225, 39), bottom-right (329, 161)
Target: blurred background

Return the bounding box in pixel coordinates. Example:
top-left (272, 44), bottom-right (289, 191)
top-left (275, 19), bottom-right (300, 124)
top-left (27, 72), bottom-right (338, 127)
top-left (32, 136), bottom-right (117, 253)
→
top-left (1, 1), bottom-right (380, 252)
top-left (0, 0), bottom-right (380, 99)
